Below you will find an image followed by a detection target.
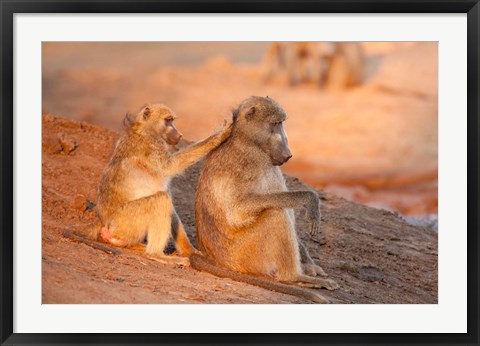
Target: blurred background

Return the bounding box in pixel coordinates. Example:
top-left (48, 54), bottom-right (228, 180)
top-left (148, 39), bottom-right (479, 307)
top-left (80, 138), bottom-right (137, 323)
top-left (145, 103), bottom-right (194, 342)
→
top-left (42, 42), bottom-right (438, 218)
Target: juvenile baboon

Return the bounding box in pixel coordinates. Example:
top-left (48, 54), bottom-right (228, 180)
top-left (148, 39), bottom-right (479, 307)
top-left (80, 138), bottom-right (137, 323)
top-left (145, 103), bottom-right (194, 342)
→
top-left (65, 104), bottom-right (232, 263)
top-left (191, 96), bottom-right (338, 303)
top-left (325, 42), bottom-right (365, 89)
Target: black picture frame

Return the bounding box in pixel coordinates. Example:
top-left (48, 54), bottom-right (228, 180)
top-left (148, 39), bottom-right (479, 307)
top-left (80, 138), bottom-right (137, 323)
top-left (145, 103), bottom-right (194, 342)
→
top-left (1, 1), bottom-right (479, 345)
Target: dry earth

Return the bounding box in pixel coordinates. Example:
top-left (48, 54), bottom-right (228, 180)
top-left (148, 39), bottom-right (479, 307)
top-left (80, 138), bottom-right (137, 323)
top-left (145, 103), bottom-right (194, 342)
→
top-left (42, 115), bottom-right (437, 304)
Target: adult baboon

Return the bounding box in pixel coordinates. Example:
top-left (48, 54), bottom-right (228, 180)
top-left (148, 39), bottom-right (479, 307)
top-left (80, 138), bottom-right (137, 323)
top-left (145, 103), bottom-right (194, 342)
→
top-left (263, 42), bottom-right (365, 89)
top-left (325, 42), bottom-right (365, 89)
top-left (191, 96), bottom-right (338, 303)
top-left (262, 42), bottom-right (335, 86)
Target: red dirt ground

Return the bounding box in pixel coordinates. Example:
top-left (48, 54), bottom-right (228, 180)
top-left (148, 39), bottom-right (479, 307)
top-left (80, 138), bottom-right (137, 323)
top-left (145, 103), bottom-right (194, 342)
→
top-left (42, 115), bottom-right (437, 304)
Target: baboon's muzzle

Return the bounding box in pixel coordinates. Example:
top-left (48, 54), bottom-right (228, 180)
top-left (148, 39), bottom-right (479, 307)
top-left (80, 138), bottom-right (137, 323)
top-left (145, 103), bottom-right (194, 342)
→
top-left (272, 148), bottom-right (292, 166)
top-left (165, 127), bottom-right (182, 145)
top-left (270, 124), bottom-right (292, 166)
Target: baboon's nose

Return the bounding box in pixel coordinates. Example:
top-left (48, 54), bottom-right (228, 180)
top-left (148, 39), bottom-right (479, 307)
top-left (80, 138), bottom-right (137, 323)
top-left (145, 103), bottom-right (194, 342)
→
top-left (281, 149), bottom-right (292, 163)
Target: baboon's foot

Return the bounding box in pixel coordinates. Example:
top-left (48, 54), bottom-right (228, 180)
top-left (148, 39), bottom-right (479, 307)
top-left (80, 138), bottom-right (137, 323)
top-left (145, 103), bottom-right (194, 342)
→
top-left (147, 255), bottom-right (190, 267)
top-left (292, 274), bottom-right (339, 290)
top-left (314, 277), bottom-right (339, 291)
top-left (175, 241), bottom-right (200, 257)
top-left (100, 227), bottom-right (128, 247)
top-left (187, 247), bottom-right (202, 256)
top-left (302, 263), bottom-right (328, 278)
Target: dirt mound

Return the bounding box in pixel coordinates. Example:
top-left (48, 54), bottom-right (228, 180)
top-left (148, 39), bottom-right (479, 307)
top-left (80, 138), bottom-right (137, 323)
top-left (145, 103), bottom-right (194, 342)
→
top-left (42, 115), bottom-right (437, 304)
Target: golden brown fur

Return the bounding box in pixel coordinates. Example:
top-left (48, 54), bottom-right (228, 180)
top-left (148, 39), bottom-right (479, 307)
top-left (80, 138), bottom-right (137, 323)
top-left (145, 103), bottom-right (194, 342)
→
top-left (263, 42), bottom-right (335, 86)
top-left (191, 96), bottom-right (338, 303)
top-left (65, 104), bottom-right (232, 262)
top-left (325, 42), bottom-right (365, 89)
top-left (263, 42), bottom-right (365, 89)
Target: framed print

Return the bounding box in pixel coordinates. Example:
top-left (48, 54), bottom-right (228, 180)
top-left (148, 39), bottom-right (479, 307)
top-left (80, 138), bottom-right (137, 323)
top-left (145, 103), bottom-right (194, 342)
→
top-left (1, 0), bottom-right (479, 345)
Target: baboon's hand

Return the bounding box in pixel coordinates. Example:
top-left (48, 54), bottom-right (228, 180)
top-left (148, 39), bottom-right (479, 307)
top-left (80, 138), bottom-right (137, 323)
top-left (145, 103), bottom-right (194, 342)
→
top-left (306, 192), bottom-right (321, 237)
top-left (215, 120), bottom-right (234, 144)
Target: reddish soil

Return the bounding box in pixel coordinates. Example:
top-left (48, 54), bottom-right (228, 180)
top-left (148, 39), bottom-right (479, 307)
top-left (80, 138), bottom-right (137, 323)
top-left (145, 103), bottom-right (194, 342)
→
top-left (42, 116), bottom-right (437, 304)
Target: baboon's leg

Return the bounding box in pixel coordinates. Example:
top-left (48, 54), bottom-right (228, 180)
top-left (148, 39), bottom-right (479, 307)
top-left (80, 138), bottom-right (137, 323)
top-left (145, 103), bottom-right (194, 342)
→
top-left (286, 48), bottom-right (301, 86)
top-left (315, 57), bottom-right (329, 87)
top-left (327, 56), bottom-right (351, 89)
top-left (298, 241), bottom-right (328, 277)
top-left (145, 196), bottom-right (173, 256)
top-left (171, 210), bottom-right (198, 256)
top-left (144, 197), bottom-right (190, 266)
top-left (262, 43), bottom-right (283, 82)
top-left (101, 192), bottom-right (171, 252)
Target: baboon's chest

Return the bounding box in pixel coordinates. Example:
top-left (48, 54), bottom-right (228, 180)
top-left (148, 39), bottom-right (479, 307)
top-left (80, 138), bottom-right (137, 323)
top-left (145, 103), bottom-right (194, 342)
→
top-left (254, 167), bottom-right (286, 193)
top-left (126, 168), bottom-right (171, 200)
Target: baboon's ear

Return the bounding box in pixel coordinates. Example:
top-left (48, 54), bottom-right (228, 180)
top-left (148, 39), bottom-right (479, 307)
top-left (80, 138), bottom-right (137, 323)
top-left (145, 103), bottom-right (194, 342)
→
top-left (142, 106), bottom-right (151, 120)
top-left (245, 106), bottom-right (256, 121)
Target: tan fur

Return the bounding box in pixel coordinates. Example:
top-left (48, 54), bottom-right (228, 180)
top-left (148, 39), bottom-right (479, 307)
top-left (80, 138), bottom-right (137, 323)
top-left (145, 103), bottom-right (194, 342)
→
top-left (325, 42), bottom-right (365, 89)
top-left (64, 104), bottom-right (232, 261)
top-left (263, 42), bottom-right (365, 89)
top-left (263, 42), bottom-right (336, 86)
top-left (192, 96), bottom-right (338, 303)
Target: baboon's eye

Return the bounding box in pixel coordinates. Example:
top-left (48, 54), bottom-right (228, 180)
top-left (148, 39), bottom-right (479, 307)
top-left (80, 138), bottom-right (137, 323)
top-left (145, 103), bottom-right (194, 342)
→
top-left (270, 121), bottom-right (282, 132)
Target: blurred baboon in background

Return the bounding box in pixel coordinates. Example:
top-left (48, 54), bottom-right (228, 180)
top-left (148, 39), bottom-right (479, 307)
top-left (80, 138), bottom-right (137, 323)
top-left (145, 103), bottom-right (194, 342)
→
top-left (325, 42), bottom-right (365, 90)
top-left (262, 42), bottom-right (365, 89)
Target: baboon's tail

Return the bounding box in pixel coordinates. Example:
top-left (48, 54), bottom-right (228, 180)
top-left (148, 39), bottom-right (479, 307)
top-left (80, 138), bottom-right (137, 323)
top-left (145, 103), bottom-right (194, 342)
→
top-left (63, 219), bottom-right (121, 255)
top-left (189, 254), bottom-right (329, 304)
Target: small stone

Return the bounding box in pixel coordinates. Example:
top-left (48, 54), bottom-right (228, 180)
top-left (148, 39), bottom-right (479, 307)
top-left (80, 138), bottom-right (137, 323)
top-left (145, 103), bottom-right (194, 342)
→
top-left (42, 134), bottom-right (62, 154)
top-left (71, 194), bottom-right (88, 211)
top-left (57, 132), bottom-right (78, 154)
top-left (86, 200), bottom-right (96, 211)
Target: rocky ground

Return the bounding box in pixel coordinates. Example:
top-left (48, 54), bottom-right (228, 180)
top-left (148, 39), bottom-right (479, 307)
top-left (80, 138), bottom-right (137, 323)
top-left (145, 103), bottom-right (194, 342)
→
top-left (42, 115), bottom-right (438, 304)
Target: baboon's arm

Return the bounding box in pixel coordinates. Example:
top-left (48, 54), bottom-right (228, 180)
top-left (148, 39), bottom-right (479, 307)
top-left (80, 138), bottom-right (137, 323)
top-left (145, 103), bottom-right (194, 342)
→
top-left (298, 240), bottom-right (315, 264)
top-left (229, 190), bottom-right (320, 236)
top-left (163, 123), bottom-right (233, 175)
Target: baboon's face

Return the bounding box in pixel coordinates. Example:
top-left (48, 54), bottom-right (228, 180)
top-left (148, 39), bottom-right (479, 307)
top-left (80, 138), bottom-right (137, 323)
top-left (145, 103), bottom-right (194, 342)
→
top-left (265, 120), bottom-right (292, 166)
top-left (238, 97), bottom-right (292, 166)
top-left (159, 116), bottom-right (183, 145)
top-left (141, 105), bottom-right (183, 145)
